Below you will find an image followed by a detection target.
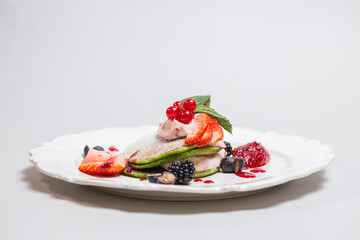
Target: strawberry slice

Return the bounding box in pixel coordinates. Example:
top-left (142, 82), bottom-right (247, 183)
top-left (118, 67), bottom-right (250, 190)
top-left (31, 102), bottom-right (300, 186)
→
top-left (197, 118), bottom-right (214, 147)
top-left (79, 150), bottom-right (127, 176)
top-left (211, 120), bottom-right (224, 144)
top-left (185, 113), bottom-right (211, 145)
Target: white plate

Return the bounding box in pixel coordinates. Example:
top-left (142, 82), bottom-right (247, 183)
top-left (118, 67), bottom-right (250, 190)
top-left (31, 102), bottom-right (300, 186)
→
top-left (29, 126), bottom-right (334, 201)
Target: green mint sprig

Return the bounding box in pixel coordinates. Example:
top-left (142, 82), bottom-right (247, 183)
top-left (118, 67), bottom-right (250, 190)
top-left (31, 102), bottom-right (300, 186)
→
top-left (181, 95), bottom-right (232, 134)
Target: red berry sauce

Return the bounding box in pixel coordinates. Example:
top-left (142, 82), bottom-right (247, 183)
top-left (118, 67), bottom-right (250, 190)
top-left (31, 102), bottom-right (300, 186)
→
top-left (193, 179), bottom-right (203, 182)
top-left (108, 146), bottom-right (118, 152)
top-left (236, 172), bottom-right (256, 178)
top-left (203, 180), bottom-right (214, 184)
top-left (232, 141), bottom-right (270, 168)
top-left (250, 168), bottom-right (266, 173)
top-left (139, 178), bottom-right (147, 181)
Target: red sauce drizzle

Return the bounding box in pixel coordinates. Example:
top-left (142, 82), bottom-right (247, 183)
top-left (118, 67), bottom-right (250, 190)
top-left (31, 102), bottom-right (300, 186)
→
top-left (203, 180), bottom-right (214, 184)
top-left (139, 178), bottom-right (147, 181)
top-left (109, 146), bottom-right (119, 152)
top-left (193, 179), bottom-right (203, 182)
top-left (250, 168), bottom-right (266, 173)
top-left (236, 172), bottom-right (256, 178)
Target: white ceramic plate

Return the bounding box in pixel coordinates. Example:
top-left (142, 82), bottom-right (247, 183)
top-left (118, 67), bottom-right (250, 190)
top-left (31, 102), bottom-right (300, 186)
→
top-left (29, 126), bottom-right (334, 201)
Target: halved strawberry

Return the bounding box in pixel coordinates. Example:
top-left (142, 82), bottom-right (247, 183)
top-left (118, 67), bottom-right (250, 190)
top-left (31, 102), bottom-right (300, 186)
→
top-left (79, 150), bottom-right (127, 176)
top-left (197, 118), bottom-right (214, 147)
top-left (185, 113), bottom-right (211, 145)
top-left (211, 120), bottom-right (224, 144)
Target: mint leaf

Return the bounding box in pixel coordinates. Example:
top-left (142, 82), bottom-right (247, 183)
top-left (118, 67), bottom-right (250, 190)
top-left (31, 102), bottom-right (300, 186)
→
top-left (194, 105), bottom-right (232, 134)
top-left (181, 95), bottom-right (211, 107)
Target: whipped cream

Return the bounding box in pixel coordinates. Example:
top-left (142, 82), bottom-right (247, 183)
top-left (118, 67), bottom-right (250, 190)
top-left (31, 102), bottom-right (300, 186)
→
top-left (157, 119), bottom-right (193, 140)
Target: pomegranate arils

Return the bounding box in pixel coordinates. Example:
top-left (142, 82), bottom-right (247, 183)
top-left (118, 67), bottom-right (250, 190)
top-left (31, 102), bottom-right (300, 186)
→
top-left (232, 141), bottom-right (270, 168)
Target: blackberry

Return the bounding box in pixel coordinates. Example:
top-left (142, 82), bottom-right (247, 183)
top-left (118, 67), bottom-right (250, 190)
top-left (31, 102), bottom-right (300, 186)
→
top-left (224, 141), bottom-right (232, 156)
top-left (168, 160), bottom-right (196, 184)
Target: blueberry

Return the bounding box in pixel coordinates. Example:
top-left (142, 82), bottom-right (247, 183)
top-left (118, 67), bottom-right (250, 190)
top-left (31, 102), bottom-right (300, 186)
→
top-left (93, 146), bottom-right (105, 151)
top-left (220, 156), bottom-right (235, 173)
top-left (234, 157), bottom-right (244, 173)
top-left (221, 156), bottom-right (244, 173)
top-left (157, 172), bottom-right (176, 184)
top-left (147, 175), bottom-right (159, 183)
top-left (83, 145), bottom-right (90, 158)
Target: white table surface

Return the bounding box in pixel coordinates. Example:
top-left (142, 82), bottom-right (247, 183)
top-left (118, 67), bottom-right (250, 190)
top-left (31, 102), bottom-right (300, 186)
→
top-left (1, 1), bottom-right (359, 239)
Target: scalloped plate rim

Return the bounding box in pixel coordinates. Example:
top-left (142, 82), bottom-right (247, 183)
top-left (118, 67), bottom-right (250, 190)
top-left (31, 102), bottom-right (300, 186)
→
top-left (29, 126), bottom-right (335, 195)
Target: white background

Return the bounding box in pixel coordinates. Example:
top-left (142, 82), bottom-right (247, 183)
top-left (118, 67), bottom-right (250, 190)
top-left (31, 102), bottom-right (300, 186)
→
top-left (1, 0), bottom-right (359, 239)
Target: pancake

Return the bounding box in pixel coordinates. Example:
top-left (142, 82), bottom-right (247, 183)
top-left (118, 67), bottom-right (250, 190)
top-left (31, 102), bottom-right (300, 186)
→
top-left (123, 131), bottom-right (223, 180)
top-left (123, 166), bottom-right (164, 178)
top-left (123, 167), bottom-right (219, 179)
top-left (124, 132), bottom-right (197, 164)
top-left (161, 150), bottom-right (224, 173)
top-left (129, 146), bottom-right (221, 169)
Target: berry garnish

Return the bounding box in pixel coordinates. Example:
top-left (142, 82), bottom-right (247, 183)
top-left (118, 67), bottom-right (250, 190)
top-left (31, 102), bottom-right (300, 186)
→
top-left (83, 145), bottom-right (105, 157)
top-left (185, 113), bottom-right (211, 145)
top-left (147, 175), bottom-right (159, 183)
top-left (177, 110), bottom-right (194, 124)
top-left (224, 141), bottom-right (232, 156)
top-left (166, 106), bottom-right (180, 120)
top-left (168, 160), bottom-right (196, 184)
top-left (93, 146), bottom-right (105, 151)
top-left (157, 172), bottom-right (176, 184)
top-left (183, 99), bottom-right (197, 111)
top-left (83, 145), bottom-right (90, 158)
top-left (232, 142), bottom-right (271, 168)
top-left (173, 101), bottom-right (184, 110)
top-left (220, 156), bottom-right (244, 173)
top-left (197, 119), bottom-right (214, 147)
top-left (78, 149), bottom-right (127, 175)
top-left (147, 172), bottom-right (176, 184)
top-left (211, 120), bottom-right (224, 144)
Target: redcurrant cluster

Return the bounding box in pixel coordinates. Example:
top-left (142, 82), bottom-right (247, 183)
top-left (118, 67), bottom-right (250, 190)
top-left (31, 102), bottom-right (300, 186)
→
top-left (166, 99), bottom-right (197, 124)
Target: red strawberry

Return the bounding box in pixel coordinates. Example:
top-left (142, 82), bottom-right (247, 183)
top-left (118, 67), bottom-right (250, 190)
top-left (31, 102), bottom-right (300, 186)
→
top-left (79, 149), bottom-right (127, 175)
top-left (211, 120), bottom-right (224, 143)
top-left (185, 113), bottom-right (211, 145)
top-left (197, 120), bottom-right (214, 147)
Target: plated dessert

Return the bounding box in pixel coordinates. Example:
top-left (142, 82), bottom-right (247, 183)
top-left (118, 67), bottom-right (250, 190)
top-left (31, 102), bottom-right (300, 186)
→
top-left (78, 95), bottom-right (271, 185)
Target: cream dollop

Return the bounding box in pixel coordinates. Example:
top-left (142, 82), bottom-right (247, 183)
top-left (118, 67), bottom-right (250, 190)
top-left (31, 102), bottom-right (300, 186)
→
top-left (157, 119), bottom-right (193, 140)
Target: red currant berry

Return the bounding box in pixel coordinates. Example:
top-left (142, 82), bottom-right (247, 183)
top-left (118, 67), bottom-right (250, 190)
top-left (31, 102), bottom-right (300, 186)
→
top-left (183, 99), bottom-right (197, 111)
top-left (177, 110), bottom-right (194, 124)
top-left (166, 106), bottom-right (179, 120)
top-left (173, 101), bottom-right (184, 110)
